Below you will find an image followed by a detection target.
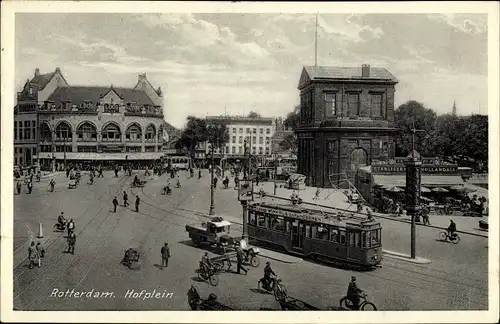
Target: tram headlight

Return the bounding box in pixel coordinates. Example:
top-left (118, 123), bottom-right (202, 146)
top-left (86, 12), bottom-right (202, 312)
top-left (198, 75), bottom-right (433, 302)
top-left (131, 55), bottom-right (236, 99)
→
top-left (373, 254), bottom-right (378, 260)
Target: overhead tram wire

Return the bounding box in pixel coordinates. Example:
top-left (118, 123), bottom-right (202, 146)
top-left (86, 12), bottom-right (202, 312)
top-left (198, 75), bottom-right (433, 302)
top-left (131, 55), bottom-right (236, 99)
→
top-left (14, 175), bottom-right (132, 301)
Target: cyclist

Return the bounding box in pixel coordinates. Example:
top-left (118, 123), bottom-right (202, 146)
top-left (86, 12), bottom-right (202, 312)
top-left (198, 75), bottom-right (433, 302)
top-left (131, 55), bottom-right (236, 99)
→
top-left (447, 219), bottom-right (457, 238)
top-left (200, 252), bottom-right (212, 275)
top-left (262, 261), bottom-right (276, 290)
top-left (347, 276), bottom-right (363, 310)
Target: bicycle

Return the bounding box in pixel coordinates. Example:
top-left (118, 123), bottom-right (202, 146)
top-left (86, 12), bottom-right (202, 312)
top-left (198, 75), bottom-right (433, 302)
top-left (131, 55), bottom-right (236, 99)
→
top-left (258, 275), bottom-right (287, 301)
top-left (339, 293), bottom-right (377, 311)
top-left (196, 262), bottom-right (220, 286)
top-left (437, 231), bottom-right (460, 244)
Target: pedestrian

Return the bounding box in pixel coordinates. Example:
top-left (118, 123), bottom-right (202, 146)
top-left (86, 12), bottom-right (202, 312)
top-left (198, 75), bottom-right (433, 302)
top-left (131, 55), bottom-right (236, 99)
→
top-left (135, 196), bottom-right (140, 213)
top-left (422, 206), bottom-right (431, 225)
top-left (16, 181), bottom-right (22, 195)
top-left (123, 191), bottom-right (129, 207)
top-left (98, 166), bottom-right (104, 178)
top-left (66, 167), bottom-right (70, 178)
top-left (114, 167), bottom-right (119, 177)
top-left (236, 247), bottom-right (248, 275)
top-left (256, 175), bottom-right (260, 186)
top-left (27, 181), bottom-right (33, 194)
top-left (198, 169), bottom-right (202, 179)
top-left (113, 197), bottom-right (119, 213)
top-left (28, 241), bottom-right (38, 269)
top-left (213, 177), bottom-right (218, 188)
top-left (67, 219), bottom-right (75, 237)
top-left (36, 242), bottom-right (45, 267)
top-left (67, 232), bottom-right (76, 254)
top-left (160, 242), bottom-right (171, 270)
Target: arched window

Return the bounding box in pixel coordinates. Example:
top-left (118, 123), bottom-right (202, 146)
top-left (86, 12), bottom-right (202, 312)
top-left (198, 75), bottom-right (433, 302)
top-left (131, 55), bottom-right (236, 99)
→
top-left (40, 123), bottom-right (52, 141)
top-left (125, 124), bottom-right (142, 141)
top-left (77, 122), bottom-right (97, 141)
top-left (145, 125), bottom-right (156, 141)
top-left (55, 122), bottom-right (72, 140)
top-left (102, 123), bottom-right (121, 142)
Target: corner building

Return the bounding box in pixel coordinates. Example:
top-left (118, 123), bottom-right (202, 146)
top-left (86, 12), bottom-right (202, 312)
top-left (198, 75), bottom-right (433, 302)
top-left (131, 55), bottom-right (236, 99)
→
top-left (15, 68), bottom-right (166, 170)
top-left (296, 65), bottom-right (398, 187)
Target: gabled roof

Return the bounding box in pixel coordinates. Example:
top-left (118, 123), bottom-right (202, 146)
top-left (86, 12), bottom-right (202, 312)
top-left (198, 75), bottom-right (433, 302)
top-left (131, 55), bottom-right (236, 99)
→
top-left (46, 86), bottom-right (155, 107)
top-left (30, 73), bottom-right (55, 90)
top-left (298, 66), bottom-right (398, 89)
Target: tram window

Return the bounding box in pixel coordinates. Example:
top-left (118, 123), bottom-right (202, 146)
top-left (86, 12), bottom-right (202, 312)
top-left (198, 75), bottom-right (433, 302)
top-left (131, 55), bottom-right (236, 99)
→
top-left (340, 230), bottom-right (346, 245)
top-left (371, 229), bottom-right (381, 245)
top-left (273, 216), bottom-right (285, 232)
top-left (348, 232), bottom-right (355, 247)
top-left (257, 214), bottom-right (266, 227)
top-left (248, 211), bottom-right (256, 226)
top-left (305, 225), bottom-right (311, 238)
top-left (364, 231), bottom-right (371, 248)
top-left (330, 229), bottom-right (339, 243)
top-left (355, 232), bottom-right (361, 247)
top-left (314, 225), bottom-right (329, 240)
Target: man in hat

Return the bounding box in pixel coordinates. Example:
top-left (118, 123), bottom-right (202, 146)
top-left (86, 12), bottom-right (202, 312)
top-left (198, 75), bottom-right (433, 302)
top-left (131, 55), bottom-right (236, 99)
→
top-left (135, 196), bottom-right (140, 213)
top-left (347, 276), bottom-right (363, 310)
top-left (16, 181), bottom-right (22, 195)
top-left (187, 285), bottom-right (201, 310)
top-left (160, 242), bottom-right (171, 270)
top-left (123, 191), bottom-right (129, 207)
top-left (236, 246), bottom-right (248, 275)
top-left (262, 261), bottom-right (276, 290)
top-left (112, 197), bottom-right (119, 213)
top-left (67, 232), bottom-right (76, 254)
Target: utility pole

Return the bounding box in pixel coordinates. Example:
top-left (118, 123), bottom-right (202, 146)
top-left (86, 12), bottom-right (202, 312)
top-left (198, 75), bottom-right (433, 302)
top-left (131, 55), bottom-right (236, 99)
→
top-left (404, 121), bottom-right (424, 259)
top-left (209, 144), bottom-right (215, 215)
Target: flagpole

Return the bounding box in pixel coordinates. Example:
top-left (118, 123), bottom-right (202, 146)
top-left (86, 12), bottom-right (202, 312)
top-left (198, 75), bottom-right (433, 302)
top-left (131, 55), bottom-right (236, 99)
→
top-left (314, 14), bottom-right (318, 66)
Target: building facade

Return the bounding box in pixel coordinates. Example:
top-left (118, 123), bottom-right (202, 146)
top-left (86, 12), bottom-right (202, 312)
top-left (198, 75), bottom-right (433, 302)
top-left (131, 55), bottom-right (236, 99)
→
top-left (205, 115), bottom-right (276, 161)
top-left (14, 68), bottom-right (168, 170)
top-left (296, 65), bottom-right (398, 187)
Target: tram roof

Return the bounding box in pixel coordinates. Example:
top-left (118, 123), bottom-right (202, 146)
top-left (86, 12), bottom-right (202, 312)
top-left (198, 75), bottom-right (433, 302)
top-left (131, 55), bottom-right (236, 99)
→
top-left (249, 202), bottom-right (380, 228)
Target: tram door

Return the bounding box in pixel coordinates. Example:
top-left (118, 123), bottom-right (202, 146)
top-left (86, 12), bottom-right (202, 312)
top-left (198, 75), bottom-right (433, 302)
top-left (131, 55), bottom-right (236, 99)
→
top-left (291, 220), bottom-right (303, 249)
top-left (347, 230), bottom-right (362, 260)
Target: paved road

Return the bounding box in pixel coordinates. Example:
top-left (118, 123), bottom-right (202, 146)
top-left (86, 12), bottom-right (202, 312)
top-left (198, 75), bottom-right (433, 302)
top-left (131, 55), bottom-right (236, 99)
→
top-left (13, 170), bottom-right (488, 310)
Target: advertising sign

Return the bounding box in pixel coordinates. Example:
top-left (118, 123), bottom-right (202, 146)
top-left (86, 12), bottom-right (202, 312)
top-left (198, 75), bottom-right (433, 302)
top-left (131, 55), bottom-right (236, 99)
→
top-left (238, 180), bottom-right (254, 201)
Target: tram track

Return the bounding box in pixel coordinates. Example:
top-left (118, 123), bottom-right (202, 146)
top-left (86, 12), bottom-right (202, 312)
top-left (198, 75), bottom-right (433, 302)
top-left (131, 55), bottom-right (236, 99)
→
top-left (14, 175), bottom-right (130, 276)
top-left (137, 186), bottom-right (489, 305)
top-left (14, 176), bottom-right (131, 309)
top-left (13, 181), bottom-right (101, 258)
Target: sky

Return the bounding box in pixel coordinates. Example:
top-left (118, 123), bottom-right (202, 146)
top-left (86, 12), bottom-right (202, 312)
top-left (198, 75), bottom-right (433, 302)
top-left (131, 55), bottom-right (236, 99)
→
top-left (15, 13), bottom-right (488, 129)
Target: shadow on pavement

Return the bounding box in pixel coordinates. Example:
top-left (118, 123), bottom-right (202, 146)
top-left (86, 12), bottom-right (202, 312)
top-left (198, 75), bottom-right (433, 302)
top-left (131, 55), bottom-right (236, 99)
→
top-left (249, 288), bottom-right (269, 295)
top-left (190, 276), bottom-right (206, 283)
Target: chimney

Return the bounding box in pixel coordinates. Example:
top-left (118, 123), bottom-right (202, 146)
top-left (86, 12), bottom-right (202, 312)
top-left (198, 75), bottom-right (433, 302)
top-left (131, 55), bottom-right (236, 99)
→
top-left (34, 68), bottom-right (40, 77)
top-left (362, 64), bottom-right (370, 78)
top-left (55, 67), bottom-right (61, 73)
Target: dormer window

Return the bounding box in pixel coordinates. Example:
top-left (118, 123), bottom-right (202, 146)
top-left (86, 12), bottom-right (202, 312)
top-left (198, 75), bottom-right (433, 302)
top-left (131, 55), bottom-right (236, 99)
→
top-left (29, 88), bottom-right (33, 95)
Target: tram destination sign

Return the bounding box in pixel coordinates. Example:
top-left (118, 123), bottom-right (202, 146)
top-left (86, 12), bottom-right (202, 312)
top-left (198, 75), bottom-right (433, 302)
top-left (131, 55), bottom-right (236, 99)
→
top-left (372, 165), bottom-right (458, 174)
top-left (252, 206), bottom-right (323, 222)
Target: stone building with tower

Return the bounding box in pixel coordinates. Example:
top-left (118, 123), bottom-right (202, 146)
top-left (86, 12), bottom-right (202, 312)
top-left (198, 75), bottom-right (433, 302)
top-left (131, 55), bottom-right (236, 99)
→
top-left (295, 64), bottom-right (398, 187)
top-left (14, 68), bottom-right (167, 170)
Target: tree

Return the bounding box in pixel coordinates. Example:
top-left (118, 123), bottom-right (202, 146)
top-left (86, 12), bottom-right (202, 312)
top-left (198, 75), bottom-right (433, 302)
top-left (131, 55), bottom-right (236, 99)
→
top-left (279, 134), bottom-right (298, 154)
top-left (177, 116), bottom-right (208, 160)
top-left (394, 101), bottom-right (437, 156)
top-left (247, 111), bottom-right (261, 118)
top-left (206, 121), bottom-right (229, 149)
top-left (284, 105), bottom-right (300, 131)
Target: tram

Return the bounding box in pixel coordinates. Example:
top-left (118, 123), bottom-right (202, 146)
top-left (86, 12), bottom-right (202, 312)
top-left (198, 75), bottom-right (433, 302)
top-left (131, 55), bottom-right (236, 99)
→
top-left (246, 203), bottom-right (382, 269)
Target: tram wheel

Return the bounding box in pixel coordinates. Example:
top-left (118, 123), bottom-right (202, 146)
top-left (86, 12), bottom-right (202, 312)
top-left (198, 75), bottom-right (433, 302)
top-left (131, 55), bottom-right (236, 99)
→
top-left (361, 302), bottom-right (377, 311)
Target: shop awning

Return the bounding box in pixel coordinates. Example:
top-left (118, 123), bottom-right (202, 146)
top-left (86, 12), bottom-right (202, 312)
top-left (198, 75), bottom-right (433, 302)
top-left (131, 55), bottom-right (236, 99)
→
top-left (373, 175), bottom-right (464, 188)
top-left (38, 152), bottom-right (165, 160)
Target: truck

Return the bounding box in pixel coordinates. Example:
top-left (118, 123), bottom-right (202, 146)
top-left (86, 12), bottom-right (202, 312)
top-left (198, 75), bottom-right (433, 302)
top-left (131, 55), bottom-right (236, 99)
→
top-left (185, 217), bottom-right (234, 248)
